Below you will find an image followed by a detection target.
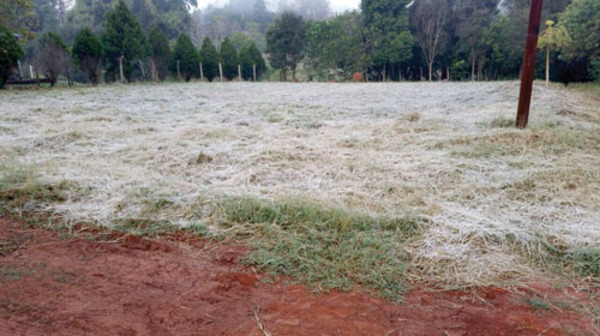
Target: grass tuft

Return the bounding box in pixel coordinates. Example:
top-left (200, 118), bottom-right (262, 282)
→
top-left (216, 196), bottom-right (420, 300)
top-left (112, 218), bottom-right (180, 238)
top-left (0, 161), bottom-right (72, 211)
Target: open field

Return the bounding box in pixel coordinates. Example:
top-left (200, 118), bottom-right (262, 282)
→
top-left (1, 81), bottom-right (599, 295)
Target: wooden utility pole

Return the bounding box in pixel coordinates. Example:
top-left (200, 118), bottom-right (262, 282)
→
top-left (516, 0), bottom-right (544, 129)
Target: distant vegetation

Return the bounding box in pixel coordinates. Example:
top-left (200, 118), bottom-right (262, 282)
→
top-left (0, 0), bottom-right (599, 85)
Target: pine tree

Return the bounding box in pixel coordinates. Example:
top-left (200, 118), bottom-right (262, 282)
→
top-left (72, 28), bottom-right (103, 84)
top-left (170, 32), bottom-right (199, 81)
top-left (148, 26), bottom-right (170, 81)
top-left (266, 11), bottom-right (305, 81)
top-left (240, 41), bottom-right (266, 80)
top-left (199, 37), bottom-right (219, 82)
top-left (0, 25), bottom-right (24, 88)
top-left (220, 37), bottom-right (239, 80)
top-left (102, 0), bottom-right (146, 82)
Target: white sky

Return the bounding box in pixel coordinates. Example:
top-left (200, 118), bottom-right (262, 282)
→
top-left (196, 0), bottom-right (361, 13)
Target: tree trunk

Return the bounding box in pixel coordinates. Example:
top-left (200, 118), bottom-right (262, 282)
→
top-left (546, 45), bottom-right (550, 85)
top-left (139, 59), bottom-right (146, 80)
top-left (238, 64), bottom-right (242, 81)
top-left (218, 63), bottom-right (223, 82)
top-left (150, 59), bottom-right (157, 82)
top-left (199, 62), bottom-right (204, 81)
top-left (447, 67), bottom-right (450, 81)
top-left (428, 62), bottom-right (433, 82)
top-left (177, 60), bottom-right (181, 81)
top-left (471, 56), bottom-right (476, 81)
top-left (66, 67), bottom-right (73, 86)
top-left (382, 64), bottom-right (386, 82)
top-left (253, 64), bottom-right (256, 82)
top-left (119, 56), bottom-right (125, 83)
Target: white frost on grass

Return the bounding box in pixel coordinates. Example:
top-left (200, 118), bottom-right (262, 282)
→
top-left (1, 81), bottom-right (599, 286)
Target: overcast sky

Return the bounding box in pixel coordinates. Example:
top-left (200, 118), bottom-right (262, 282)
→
top-left (196, 0), bottom-right (361, 13)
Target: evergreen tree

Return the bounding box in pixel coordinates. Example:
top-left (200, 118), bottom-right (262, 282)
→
top-left (199, 37), bottom-right (219, 81)
top-left (102, 0), bottom-right (146, 82)
top-left (148, 26), bottom-right (170, 81)
top-left (72, 27), bottom-right (104, 84)
top-left (0, 25), bottom-right (24, 88)
top-left (220, 37), bottom-right (239, 80)
top-left (266, 11), bottom-right (305, 81)
top-left (239, 41), bottom-right (266, 80)
top-left (170, 32), bottom-right (199, 81)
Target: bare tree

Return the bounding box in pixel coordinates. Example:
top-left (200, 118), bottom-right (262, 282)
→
top-left (36, 32), bottom-right (69, 86)
top-left (293, 0), bottom-right (332, 21)
top-left (412, 0), bottom-right (450, 81)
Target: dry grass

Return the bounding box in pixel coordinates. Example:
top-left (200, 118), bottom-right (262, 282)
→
top-left (0, 81), bottom-right (599, 291)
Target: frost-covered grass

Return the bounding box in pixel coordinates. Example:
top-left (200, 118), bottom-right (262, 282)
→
top-left (0, 81), bottom-right (599, 290)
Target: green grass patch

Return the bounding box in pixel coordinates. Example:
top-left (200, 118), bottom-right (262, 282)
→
top-left (216, 196), bottom-right (420, 301)
top-left (525, 297), bottom-right (552, 311)
top-left (0, 161), bottom-right (72, 212)
top-left (568, 248), bottom-right (600, 278)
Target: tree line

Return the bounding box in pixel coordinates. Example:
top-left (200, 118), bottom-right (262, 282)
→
top-left (1, 0), bottom-right (600, 87)
top-left (271, 0), bottom-right (598, 83)
top-left (0, 0), bottom-right (266, 87)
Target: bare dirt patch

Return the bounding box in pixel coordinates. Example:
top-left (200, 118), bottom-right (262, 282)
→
top-left (1, 217), bottom-right (597, 336)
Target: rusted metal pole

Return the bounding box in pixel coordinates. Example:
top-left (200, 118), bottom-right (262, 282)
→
top-left (516, 0), bottom-right (544, 129)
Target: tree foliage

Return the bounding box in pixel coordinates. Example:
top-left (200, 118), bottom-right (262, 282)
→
top-left (561, 0), bottom-right (600, 80)
top-left (199, 36), bottom-right (219, 81)
top-left (361, 0), bottom-right (414, 80)
top-left (239, 41), bottom-right (266, 80)
top-left (266, 11), bottom-right (305, 80)
top-left (66, 0), bottom-right (195, 41)
top-left (219, 36), bottom-right (239, 79)
top-left (0, 0), bottom-right (37, 40)
top-left (72, 27), bottom-right (103, 84)
top-left (170, 32), bottom-right (199, 81)
top-left (148, 26), bottom-right (170, 81)
top-left (102, 0), bottom-right (146, 82)
top-left (0, 25), bottom-right (25, 88)
top-left (304, 11), bottom-right (362, 80)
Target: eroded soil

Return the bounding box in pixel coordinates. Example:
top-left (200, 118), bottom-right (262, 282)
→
top-left (0, 217), bottom-right (597, 336)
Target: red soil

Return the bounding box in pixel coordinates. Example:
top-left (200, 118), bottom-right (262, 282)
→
top-left (1, 216), bottom-right (598, 336)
